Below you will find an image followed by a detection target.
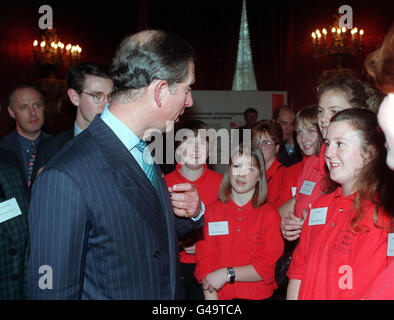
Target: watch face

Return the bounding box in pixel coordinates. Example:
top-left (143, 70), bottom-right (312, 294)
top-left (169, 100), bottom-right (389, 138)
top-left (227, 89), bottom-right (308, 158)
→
top-left (228, 269), bottom-right (235, 276)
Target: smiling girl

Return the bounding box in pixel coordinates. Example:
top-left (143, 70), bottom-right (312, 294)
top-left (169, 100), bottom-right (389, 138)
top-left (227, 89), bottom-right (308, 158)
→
top-left (281, 75), bottom-right (379, 242)
top-left (287, 108), bottom-right (394, 300)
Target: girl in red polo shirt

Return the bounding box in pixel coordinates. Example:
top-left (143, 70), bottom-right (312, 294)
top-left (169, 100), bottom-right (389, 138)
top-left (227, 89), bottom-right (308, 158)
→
top-left (281, 75), bottom-right (380, 242)
top-left (165, 120), bottom-right (222, 300)
top-left (277, 106), bottom-right (323, 208)
top-left (195, 144), bottom-right (284, 300)
top-left (274, 106), bottom-right (324, 296)
top-left (287, 108), bottom-right (394, 300)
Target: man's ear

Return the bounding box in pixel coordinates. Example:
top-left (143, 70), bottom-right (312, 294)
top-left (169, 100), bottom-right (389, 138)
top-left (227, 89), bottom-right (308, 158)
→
top-left (153, 80), bottom-right (168, 108)
top-left (7, 106), bottom-right (16, 120)
top-left (67, 89), bottom-right (80, 107)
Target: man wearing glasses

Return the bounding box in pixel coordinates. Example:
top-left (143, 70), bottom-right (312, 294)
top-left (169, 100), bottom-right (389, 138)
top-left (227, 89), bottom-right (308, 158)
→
top-left (39, 63), bottom-right (113, 163)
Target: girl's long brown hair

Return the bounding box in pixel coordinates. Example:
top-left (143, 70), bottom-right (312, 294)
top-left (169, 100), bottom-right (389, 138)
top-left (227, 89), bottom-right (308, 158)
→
top-left (324, 108), bottom-right (394, 232)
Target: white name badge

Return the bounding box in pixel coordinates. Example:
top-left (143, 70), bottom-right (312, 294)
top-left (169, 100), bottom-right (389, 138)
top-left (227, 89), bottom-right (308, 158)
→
top-left (387, 233), bottom-right (394, 256)
top-left (299, 180), bottom-right (316, 196)
top-left (0, 198), bottom-right (22, 224)
top-left (308, 207), bottom-right (328, 226)
top-left (208, 221), bottom-right (229, 236)
top-left (291, 187), bottom-right (297, 197)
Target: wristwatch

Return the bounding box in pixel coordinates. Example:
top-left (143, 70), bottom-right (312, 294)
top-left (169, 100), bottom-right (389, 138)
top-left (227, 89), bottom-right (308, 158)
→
top-left (227, 267), bottom-right (235, 284)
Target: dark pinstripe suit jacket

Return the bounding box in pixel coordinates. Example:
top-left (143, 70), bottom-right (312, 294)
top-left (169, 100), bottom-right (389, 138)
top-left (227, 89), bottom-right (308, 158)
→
top-left (39, 128), bottom-right (74, 164)
top-left (27, 116), bottom-right (204, 299)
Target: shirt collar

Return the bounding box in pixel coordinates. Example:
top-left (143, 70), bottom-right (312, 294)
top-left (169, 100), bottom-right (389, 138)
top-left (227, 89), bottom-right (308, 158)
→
top-left (175, 163), bottom-right (208, 183)
top-left (17, 132), bottom-right (40, 146)
top-left (74, 122), bottom-right (83, 136)
top-left (100, 104), bottom-right (140, 151)
top-left (227, 194), bottom-right (255, 211)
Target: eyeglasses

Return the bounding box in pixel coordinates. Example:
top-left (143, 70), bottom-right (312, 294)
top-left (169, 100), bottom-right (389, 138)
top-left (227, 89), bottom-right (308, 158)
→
top-left (82, 91), bottom-right (112, 104)
top-left (252, 138), bottom-right (276, 147)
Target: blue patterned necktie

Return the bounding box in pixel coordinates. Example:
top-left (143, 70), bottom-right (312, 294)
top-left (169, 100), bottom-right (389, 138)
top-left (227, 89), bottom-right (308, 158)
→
top-left (27, 142), bottom-right (37, 188)
top-left (135, 140), bottom-right (159, 192)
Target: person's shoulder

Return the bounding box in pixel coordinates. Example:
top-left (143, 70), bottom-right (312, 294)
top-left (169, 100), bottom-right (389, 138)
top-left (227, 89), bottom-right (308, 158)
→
top-left (164, 169), bottom-right (179, 186)
top-left (0, 160), bottom-right (22, 180)
top-left (41, 129), bottom-right (73, 153)
top-left (206, 199), bottom-right (225, 211)
top-left (259, 201), bottom-right (280, 217)
top-left (205, 199), bottom-right (227, 222)
top-left (46, 129), bottom-right (98, 170)
top-left (206, 168), bottom-right (223, 181)
top-left (0, 130), bottom-right (17, 146)
top-left (40, 130), bottom-right (53, 141)
top-left (310, 189), bottom-right (337, 208)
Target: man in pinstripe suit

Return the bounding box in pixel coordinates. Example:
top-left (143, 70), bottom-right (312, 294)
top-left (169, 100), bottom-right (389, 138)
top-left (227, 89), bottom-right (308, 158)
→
top-left (27, 30), bottom-right (204, 299)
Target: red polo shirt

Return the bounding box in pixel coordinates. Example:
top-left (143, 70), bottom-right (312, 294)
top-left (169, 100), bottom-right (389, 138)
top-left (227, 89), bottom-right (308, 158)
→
top-left (165, 164), bottom-right (222, 263)
top-left (195, 198), bottom-right (284, 300)
top-left (294, 144), bottom-right (327, 218)
top-left (363, 260), bottom-right (394, 299)
top-left (288, 187), bottom-right (392, 300)
top-left (266, 157), bottom-right (287, 208)
top-left (274, 157), bottom-right (306, 208)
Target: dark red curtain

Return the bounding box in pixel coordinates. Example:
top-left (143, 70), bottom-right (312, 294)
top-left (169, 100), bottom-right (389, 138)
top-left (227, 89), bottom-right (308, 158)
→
top-left (246, 0), bottom-right (295, 91)
top-left (147, 0), bottom-right (243, 90)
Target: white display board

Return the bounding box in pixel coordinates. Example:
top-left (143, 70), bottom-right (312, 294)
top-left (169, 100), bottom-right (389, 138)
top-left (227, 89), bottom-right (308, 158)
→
top-left (180, 90), bottom-right (287, 173)
top-left (185, 90), bottom-right (287, 130)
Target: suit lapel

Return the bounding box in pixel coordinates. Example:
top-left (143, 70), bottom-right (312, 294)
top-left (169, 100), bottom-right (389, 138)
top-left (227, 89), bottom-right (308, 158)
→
top-left (88, 117), bottom-right (168, 233)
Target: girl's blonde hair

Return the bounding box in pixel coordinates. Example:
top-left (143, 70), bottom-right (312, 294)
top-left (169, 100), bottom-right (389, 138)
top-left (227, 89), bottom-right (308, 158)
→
top-left (218, 144), bottom-right (267, 208)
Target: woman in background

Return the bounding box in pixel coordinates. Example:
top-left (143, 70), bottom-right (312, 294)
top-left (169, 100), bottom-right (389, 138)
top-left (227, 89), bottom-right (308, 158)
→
top-left (251, 120), bottom-right (286, 208)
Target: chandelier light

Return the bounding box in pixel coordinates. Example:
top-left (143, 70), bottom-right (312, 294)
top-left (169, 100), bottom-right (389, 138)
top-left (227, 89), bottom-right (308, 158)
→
top-left (311, 11), bottom-right (365, 69)
top-left (33, 28), bottom-right (82, 77)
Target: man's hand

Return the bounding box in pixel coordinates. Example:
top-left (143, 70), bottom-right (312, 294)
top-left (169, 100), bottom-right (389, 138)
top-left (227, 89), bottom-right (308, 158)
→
top-left (169, 183), bottom-right (201, 218)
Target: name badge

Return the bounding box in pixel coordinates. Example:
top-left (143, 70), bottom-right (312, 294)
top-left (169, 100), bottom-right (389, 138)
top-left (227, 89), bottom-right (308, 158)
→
top-left (0, 198), bottom-right (22, 224)
top-left (299, 180), bottom-right (316, 196)
top-left (308, 207), bottom-right (328, 226)
top-left (208, 221), bottom-right (229, 236)
top-left (387, 233), bottom-right (394, 256)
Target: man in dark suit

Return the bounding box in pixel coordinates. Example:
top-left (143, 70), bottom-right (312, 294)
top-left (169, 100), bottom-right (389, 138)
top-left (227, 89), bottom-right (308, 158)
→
top-left (272, 105), bottom-right (302, 167)
top-left (28, 30), bottom-right (204, 299)
top-left (0, 154), bottom-right (29, 299)
top-left (0, 85), bottom-right (51, 186)
top-left (40, 63), bottom-right (113, 163)
top-left (238, 107), bottom-right (258, 146)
